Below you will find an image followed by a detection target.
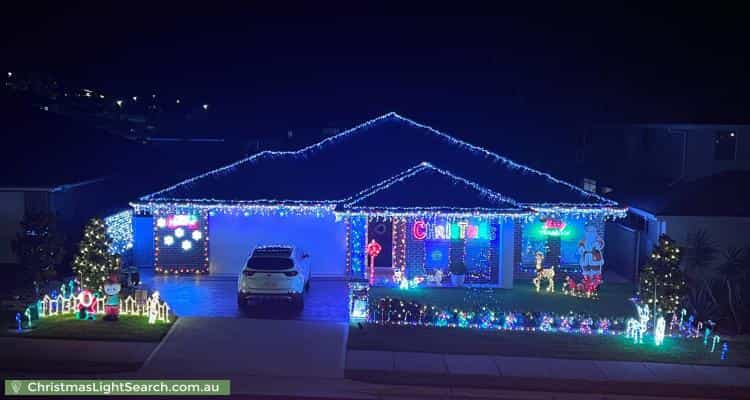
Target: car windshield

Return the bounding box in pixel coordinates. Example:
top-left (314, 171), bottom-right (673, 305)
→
top-left (246, 257), bottom-right (293, 270)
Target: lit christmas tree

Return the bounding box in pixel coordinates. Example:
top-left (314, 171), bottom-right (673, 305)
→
top-left (73, 218), bottom-right (121, 292)
top-left (639, 234), bottom-right (685, 316)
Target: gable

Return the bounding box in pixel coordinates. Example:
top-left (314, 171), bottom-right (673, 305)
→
top-left (141, 112), bottom-right (617, 207)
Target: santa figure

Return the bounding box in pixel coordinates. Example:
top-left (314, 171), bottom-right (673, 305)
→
top-left (578, 224), bottom-right (605, 277)
top-left (76, 289), bottom-right (98, 320)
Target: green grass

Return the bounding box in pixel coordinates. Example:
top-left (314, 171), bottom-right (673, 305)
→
top-left (370, 279), bottom-right (636, 318)
top-left (4, 313), bottom-right (174, 342)
top-left (348, 323), bottom-right (750, 367)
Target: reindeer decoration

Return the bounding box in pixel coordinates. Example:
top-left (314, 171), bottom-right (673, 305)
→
top-left (532, 251), bottom-right (555, 293)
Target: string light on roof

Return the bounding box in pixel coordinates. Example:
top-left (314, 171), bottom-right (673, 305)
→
top-left (138, 112), bottom-right (619, 209)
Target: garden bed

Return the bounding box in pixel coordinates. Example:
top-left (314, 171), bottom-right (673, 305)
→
top-left (4, 313), bottom-right (174, 342)
top-left (369, 280), bottom-right (636, 318)
top-left (348, 323), bottom-right (750, 367)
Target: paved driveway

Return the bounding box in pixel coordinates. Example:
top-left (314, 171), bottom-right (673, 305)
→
top-left (140, 269), bottom-right (349, 321)
top-left (139, 317), bottom-right (349, 379)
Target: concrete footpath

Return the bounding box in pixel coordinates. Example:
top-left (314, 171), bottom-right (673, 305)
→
top-left (346, 349), bottom-right (750, 399)
top-left (0, 336), bottom-right (156, 373)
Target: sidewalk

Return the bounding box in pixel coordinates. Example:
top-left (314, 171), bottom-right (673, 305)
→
top-left (346, 349), bottom-right (750, 399)
top-left (0, 337), bottom-right (157, 373)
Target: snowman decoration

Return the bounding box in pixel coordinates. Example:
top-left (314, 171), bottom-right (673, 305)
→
top-left (578, 224), bottom-right (605, 278)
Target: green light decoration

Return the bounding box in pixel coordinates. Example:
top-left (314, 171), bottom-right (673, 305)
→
top-left (524, 218), bottom-right (581, 241)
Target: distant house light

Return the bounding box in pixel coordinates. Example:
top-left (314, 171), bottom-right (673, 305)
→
top-left (582, 178), bottom-right (597, 193)
top-left (176, 99), bottom-right (180, 104)
top-left (714, 131), bottom-right (737, 161)
top-left (132, 96), bottom-right (138, 102)
top-left (7, 72), bottom-right (11, 78)
top-left (116, 100), bottom-right (123, 107)
top-left (202, 104), bottom-right (209, 110)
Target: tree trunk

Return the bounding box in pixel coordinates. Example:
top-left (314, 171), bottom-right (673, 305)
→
top-left (703, 279), bottom-right (720, 308)
top-left (727, 279), bottom-right (742, 333)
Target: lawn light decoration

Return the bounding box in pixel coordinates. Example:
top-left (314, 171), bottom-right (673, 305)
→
top-left (24, 306), bottom-right (34, 328)
top-left (721, 342), bottom-right (728, 360)
top-left (703, 321), bottom-right (715, 346)
top-left (559, 316), bottom-right (573, 332)
top-left (539, 315), bottom-right (554, 331)
top-left (626, 303), bottom-right (650, 344)
top-left (563, 274), bottom-right (602, 298)
top-left (148, 292), bottom-right (161, 324)
top-left (426, 269), bottom-right (444, 285)
top-left (597, 318), bottom-right (610, 334)
top-left (369, 297), bottom-right (630, 338)
top-left (15, 312), bottom-right (22, 332)
top-left (578, 223), bottom-right (604, 278)
top-left (579, 317), bottom-right (593, 335)
top-left (711, 335), bottom-right (720, 352)
top-left (38, 290), bottom-right (170, 324)
top-left (532, 252), bottom-right (555, 293)
top-left (366, 239), bottom-right (382, 283)
top-left (76, 289), bottom-right (98, 320)
top-left (654, 316), bottom-right (665, 346)
top-left (103, 275), bottom-right (122, 321)
top-left (348, 281), bottom-right (369, 320)
top-left (503, 313), bottom-right (517, 330)
top-left (626, 318), bottom-right (642, 343)
top-left (637, 303), bottom-right (650, 337)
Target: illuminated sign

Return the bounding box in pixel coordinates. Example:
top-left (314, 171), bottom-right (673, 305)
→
top-left (411, 220), bottom-right (489, 240)
top-left (541, 218), bottom-right (569, 237)
top-left (167, 215), bottom-right (198, 228)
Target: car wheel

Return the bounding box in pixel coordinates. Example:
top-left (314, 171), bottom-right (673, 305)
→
top-left (294, 294), bottom-right (304, 311)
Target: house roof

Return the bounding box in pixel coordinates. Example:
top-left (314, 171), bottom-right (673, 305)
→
top-left (620, 170), bottom-right (750, 217)
top-left (339, 162), bottom-right (530, 214)
top-left (141, 112), bottom-right (619, 209)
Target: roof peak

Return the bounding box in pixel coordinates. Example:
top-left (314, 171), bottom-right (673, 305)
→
top-left (140, 112), bottom-right (618, 207)
top-left (342, 161), bottom-right (522, 209)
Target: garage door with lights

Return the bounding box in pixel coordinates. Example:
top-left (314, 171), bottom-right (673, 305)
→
top-left (153, 212), bottom-right (209, 274)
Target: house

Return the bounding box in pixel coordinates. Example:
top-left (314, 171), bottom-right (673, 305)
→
top-left (0, 95), bottom-right (239, 268)
top-left (127, 112), bottom-right (626, 291)
top-left (558, 122), bottom-right (750, 277)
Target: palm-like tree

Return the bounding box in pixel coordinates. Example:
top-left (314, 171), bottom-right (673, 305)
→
top-left (684, 230), bottom-right (720, 311)
top-left (719, 247), bottom-right (750, 333)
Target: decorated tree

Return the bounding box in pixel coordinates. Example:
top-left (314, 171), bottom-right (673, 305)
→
top-left (11, 212), bottom-right (66, 282)
top-left (639, 234), bottom-right (685, 316)
top-left (73, 218), bottom-right (120, 291)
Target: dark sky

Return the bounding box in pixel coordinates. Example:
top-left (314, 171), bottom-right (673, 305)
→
top-left (2, 3), bottom-right (748, 149)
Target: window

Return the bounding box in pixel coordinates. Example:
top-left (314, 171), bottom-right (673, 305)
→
top-left (714, 131), bottom-right (737, 161)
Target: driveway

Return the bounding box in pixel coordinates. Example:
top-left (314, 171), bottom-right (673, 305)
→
top-left (140, 269), bottom-right (349, 322)
top-left (139, 317), bottom-right (349, 379)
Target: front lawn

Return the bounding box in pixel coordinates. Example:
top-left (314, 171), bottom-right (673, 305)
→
top-left (370, 279), bottom-right (636, 318)
top-left (5, 314), bottom-right (174, 342)
top-left (348, 323), bottom-right (750, 367)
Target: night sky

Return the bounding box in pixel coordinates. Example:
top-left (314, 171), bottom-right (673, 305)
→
top-left (2, 3), bottom-right (748, 177)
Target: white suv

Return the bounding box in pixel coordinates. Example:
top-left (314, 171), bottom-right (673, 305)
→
top-left (237, 245), bottom-right (311, 310)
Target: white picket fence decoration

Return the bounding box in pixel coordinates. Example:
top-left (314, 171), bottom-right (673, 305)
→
top-left (39, 293), bottom-right (170, 323)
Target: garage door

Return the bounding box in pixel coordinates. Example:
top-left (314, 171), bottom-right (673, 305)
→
top-left (208, 212), bottom-right (347, 277)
